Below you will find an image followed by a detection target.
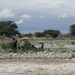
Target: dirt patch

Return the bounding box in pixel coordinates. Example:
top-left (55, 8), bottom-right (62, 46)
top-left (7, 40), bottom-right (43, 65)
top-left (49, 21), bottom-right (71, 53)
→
top-left (0, 59), bottom-right (75, 75)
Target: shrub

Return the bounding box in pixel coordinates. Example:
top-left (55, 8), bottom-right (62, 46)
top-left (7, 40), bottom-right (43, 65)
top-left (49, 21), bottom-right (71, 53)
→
top-left (34, 32), bottom-right (44, 37)
top-left (1, 42), bottom-right (13, 49)
top-left (24, 33), bottom-right (33, 37)
top-left (71, 42), bottom-right (75, 44)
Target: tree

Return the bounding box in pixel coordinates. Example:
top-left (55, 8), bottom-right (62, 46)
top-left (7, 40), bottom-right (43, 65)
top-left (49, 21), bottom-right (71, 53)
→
top-left (34, 32), bottom-right (44, 37)
top-left (0, 27), bottom-right (20, 37)
top-left (0, 21), bottom-right (18, 29)
top-left (9, 23), bottom-right (18, 29)
top-left (43, 29), bottom-right (60, 38)
top-left (69, 24), bottom-right (75, 36)
top-left (0, 20), bottom-right (20, 37)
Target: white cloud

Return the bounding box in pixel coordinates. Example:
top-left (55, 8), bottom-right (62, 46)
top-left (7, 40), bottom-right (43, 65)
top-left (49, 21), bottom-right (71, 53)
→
top-left (58, 13), bottom-right (68, 19)
top-left (15, 19), bottom-right (24, 24)
top-left (0, 9), bottom-right (15, 18)
top-left (40, 15), bottom-right (45, 18)
top-left (20, 14), bottom-right (31, 20)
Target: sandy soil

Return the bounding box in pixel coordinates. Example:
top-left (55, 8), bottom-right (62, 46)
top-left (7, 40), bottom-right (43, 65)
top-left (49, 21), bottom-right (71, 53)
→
top-left (0, 59), bottom-right (75, 75)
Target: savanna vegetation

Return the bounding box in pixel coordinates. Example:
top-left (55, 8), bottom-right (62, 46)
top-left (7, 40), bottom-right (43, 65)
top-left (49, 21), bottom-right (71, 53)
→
top-left (0, 20), bottom-right (75, 60)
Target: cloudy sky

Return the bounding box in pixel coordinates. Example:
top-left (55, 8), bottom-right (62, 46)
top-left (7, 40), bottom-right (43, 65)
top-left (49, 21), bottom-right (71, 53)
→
top-left (0, 0), bottom-right (75, 34)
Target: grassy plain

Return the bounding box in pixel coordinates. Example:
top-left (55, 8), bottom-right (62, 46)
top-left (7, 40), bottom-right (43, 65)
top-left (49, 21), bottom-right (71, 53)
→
top-left (0, 38), bottom-right (75, 60)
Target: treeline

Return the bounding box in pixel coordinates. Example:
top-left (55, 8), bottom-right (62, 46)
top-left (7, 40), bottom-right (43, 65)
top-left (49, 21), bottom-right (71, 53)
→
top-left (25, 30), bottom-right (60, 38)
top-left (0, 20), bottom-right (75, 38)
top-left (24, 24), bottom-right (75, 38)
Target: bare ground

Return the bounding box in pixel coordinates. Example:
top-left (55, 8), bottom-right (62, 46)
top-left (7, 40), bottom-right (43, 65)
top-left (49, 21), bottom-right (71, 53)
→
top-left (0, 59), bottom-right (75, 75)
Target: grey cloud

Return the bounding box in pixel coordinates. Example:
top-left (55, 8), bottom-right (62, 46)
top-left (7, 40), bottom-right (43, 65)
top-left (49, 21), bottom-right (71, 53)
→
top-left (0, 0), bottom-right (75, 16)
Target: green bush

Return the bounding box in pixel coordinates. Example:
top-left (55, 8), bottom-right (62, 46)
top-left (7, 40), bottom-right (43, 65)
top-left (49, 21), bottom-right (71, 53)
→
top-left (34, 32), bottom-right (44, 37)
top-left (24, 33), bottom-right (33, 37)
top-left (71, 42), bottom-right (75, 44)
top-left (1, 42), bottom-right (12, 49)
top-left (1, 43), bottom-right (7, 49)
top-left (71, 54), bottom-right (75, 58)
